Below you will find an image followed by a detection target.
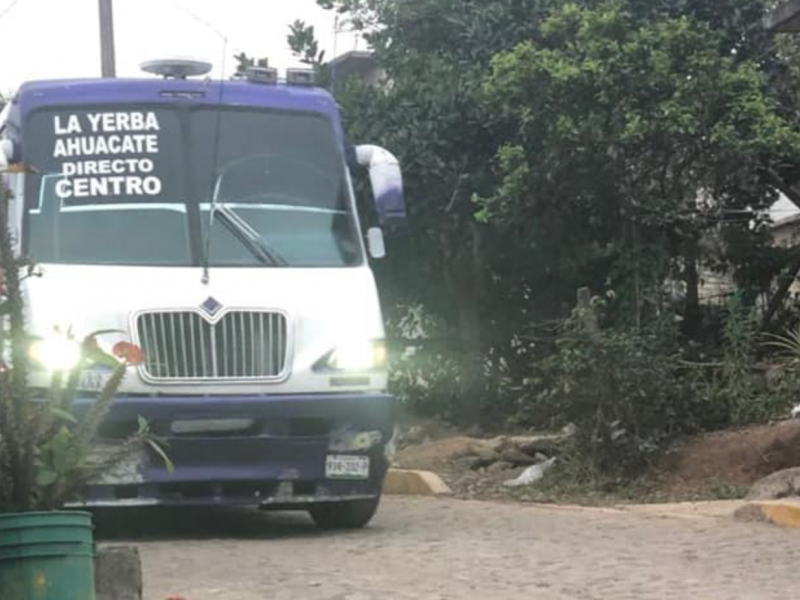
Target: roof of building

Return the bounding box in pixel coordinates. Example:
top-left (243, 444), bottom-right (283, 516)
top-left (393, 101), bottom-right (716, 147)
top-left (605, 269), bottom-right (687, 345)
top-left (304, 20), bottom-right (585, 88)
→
top-left (328, 50), bottom-right (374, 67)
top-left (766, 0), bottom-right (800, 32)
top-left (328, 51), bottom-right (380, 80)
top-left (772, 212), bottom-right (800, 230)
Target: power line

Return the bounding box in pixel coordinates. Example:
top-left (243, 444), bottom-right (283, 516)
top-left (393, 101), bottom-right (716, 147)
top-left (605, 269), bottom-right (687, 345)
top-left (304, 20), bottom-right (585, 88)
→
top-left (168, 0), bottom-right (245, 74)
top-left (171, 0), bottom-right (229, 43)
top-left (0, 0), bottom-right (22, 23)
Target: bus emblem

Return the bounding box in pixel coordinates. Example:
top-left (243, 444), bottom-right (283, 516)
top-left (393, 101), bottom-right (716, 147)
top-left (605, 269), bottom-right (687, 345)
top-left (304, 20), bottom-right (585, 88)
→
top-left (200, 297), bottom-right (223, 317)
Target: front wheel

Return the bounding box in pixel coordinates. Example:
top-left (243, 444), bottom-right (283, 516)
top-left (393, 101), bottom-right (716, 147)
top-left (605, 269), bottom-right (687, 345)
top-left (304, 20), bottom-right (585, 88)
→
top-left (308, 496), bottom-right (381, 530)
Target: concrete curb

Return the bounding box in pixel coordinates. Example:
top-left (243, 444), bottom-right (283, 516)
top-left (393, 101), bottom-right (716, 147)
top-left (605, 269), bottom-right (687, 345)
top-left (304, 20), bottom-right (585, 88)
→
top-left (734, 500), bottom-right (800, 528)
top-left (622, 500), bottom-right (744, 521)
top-left (384, 469), bottom-right (452, 496)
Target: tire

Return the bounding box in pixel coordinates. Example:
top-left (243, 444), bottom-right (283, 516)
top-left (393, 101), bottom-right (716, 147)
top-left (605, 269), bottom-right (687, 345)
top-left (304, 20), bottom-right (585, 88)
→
top-left (308, 496), bottom-right (381, 530)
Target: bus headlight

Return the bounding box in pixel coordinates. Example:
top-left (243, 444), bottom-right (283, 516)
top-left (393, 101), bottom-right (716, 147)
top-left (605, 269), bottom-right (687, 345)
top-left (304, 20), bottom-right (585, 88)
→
top-left (29, 336), bottom-right (83, 372)
top-left (317, 340), bottom-right (387, 372)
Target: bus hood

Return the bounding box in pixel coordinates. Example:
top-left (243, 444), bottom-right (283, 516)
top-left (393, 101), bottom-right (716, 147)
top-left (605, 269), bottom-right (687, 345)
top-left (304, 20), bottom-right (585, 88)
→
top-left (24, 264), bottom-right (387, 395)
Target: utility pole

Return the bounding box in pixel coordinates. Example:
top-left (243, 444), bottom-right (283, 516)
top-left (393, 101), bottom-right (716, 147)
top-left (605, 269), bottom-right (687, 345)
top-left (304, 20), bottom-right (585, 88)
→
top-left (98, 0), bottom-right (117, 77)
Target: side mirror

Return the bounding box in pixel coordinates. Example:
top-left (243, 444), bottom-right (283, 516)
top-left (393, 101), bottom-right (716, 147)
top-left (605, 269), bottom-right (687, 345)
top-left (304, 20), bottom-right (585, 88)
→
top-left (355, 145), bottom-right (406, 227)
top-left (366, 227), bottom-right (386, 259)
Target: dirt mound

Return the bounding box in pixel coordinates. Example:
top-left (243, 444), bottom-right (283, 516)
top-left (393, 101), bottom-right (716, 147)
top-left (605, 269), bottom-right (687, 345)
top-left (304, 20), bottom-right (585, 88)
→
top-left (660, 419), bottom-right (800, 492)
top-left (394, 418), bottom-right (800, 503)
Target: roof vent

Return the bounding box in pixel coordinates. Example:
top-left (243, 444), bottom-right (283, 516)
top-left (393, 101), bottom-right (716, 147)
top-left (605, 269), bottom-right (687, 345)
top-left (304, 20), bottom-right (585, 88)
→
top-left (245, 67), bottom-right (279, 85)
top-left (140, 58), bottom-right (213, 79)
top-left (286, 69), bottom-right (316, 86)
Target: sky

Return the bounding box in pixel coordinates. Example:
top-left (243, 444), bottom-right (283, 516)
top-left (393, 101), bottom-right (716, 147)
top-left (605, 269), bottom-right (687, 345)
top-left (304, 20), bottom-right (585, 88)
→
top-left (0, 0), bottom-right (362, 91)
top-left (1, 1), bottom-right (796, 219)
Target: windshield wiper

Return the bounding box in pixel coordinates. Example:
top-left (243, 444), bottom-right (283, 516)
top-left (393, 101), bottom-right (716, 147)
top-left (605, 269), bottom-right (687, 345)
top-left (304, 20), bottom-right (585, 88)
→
top-left (212, 204), bottom-right (288, 267)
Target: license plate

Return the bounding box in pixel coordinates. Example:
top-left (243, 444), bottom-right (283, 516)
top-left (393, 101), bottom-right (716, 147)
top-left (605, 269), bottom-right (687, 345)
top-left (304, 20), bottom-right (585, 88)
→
top-left (326, 455), bottom-right (370, 480)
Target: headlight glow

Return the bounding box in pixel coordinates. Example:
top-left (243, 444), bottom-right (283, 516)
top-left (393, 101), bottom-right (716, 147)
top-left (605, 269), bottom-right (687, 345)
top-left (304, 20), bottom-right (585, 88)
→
top-left (326, 340), bottom-right (387, 372)
top-left (29, 337), bottom-right (83, 372)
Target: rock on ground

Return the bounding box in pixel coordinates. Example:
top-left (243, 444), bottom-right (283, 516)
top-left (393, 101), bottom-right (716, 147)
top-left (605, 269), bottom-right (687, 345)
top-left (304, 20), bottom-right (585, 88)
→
top-left (746, 467), bottom-right (800, 500)
top-left (96, 546), bottom-right (142, 600)
top-left (395, 432), bottom-right (570, 471)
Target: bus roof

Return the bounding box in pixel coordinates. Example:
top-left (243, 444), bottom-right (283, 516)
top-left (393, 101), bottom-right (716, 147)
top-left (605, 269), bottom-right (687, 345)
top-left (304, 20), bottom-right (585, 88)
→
top-left (12, 78), bottom-right (344, 142)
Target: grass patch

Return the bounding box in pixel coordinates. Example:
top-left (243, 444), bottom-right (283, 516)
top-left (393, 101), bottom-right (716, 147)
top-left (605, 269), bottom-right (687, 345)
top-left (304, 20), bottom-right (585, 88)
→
top-left (503, 462), bottom-right (749, 506)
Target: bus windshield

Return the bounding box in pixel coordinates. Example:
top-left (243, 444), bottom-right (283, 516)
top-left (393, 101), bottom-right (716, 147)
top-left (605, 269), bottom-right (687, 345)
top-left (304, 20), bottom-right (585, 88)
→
top-left (23, 105), bottom-right (362, 267)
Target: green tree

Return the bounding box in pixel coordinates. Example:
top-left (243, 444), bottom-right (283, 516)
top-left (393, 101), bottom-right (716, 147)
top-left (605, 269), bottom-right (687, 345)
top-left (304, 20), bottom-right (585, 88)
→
top-left (233, 53), bottom-right (269, 75)
top-left (303, 0), bottom-right (800, 424)
top-left (300, 1), bottom-right (557, 423)
top-left (482, 3), bottom-right (800, 333)
top-left (288, 20), bottom-right (326, 67)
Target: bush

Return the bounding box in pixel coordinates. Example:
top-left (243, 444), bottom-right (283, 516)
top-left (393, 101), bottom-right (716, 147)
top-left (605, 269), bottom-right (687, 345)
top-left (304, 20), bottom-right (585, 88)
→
top-left (390, 344), bottom-right (463, 419)
top-left (388, 306), bottom-right (520, 425)
top-left (522, 320), bottom-right (702, 482)
top-left (520, 295), bottom-right (798, 486)
top-left (697, 297), bottom-right (793, 427)
top-left (762, 321), bottom-right (800, 418)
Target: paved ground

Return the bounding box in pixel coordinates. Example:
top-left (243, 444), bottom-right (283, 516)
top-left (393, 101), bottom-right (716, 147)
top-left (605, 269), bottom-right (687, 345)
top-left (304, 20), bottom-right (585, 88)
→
top-left (97, 497), bottom-right (799, 600)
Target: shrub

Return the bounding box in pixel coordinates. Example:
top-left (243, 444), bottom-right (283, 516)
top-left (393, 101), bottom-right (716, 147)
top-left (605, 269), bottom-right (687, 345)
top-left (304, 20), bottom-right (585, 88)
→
top-left (390, 344), bottom-right (463, 419)
top-left (521, 294), bottom-right (799, 486)
top-left (522, 319), bottom-right (701, 482)
top-left (388, 306), bottom-right (519, 425)
top-left (763, 321), bottom-right (800, 417)
top-left (696, 297), bottom-right (794, 427)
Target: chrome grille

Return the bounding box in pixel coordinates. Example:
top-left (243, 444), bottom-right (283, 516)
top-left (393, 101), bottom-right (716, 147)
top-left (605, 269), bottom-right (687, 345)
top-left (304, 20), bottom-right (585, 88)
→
top-left (136, 311), bottom-right (288, 381)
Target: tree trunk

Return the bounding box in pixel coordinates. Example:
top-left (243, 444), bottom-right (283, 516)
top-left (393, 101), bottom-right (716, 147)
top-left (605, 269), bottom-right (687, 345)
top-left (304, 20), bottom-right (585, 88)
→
top-left (683, 237), bottom-right (702, 338)
top-left (576, 287), bottom-right (599, 335)
top-left (441, 221), bottom-right (486, 426)
top-left (456, 289), bottom-right (483, 425)
top-left (761, 249), bottom-right (800, 332)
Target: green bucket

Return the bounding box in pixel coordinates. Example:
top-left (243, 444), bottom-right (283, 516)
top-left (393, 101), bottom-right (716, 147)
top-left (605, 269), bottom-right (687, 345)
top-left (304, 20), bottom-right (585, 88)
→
top-left (0, 511), bottom-right (95, 600)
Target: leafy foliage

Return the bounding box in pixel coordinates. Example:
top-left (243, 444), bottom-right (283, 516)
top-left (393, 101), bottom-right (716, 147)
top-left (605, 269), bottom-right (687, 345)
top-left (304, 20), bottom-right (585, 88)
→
top-left (387, 307), bottom-right (466, 420)
top-left (288, 20), bottom-right (326, 67)
top-left (523, 293), bottom-right (798, 483)
top-left (766, 321), bottom-right (800, 370)
top-left (299, 0), bottom-right (800, 429)
top-left (708, 297), bottom-right (765, 425)
top-left (684, 296), bottom-right (795, 429)
top-left (481, 3), bottom-right (800, 332)
top-left (526, 315), bottom-right (700, 480)
top-left (233, 53), bottom-right (269, 75)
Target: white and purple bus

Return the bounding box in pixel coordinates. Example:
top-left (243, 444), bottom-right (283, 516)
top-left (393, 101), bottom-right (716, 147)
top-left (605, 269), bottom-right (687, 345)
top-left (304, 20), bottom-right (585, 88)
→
top-left (0, 60), bottom-right (405, 529)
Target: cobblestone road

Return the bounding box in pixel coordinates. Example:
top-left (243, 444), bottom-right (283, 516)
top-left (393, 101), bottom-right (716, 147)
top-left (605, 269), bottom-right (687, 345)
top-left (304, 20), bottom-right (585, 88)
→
top-left (99, 498), bottom-right (800, 600)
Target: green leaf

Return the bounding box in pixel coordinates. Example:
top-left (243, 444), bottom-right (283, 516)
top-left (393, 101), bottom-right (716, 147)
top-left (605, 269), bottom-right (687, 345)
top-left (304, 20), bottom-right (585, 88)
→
top-left (51, 427), bottom-right (72, 473)
top-left (83, 346), bottom-right (121, 369)
top-left (137, 415), bottom-right (149, 434)
top-left (86, 329), bottom-right (126, 338)
top-left (82, 330), bottom-right (128, 368)
top-left (147, 439), bottom-right (175, 474)
top-left (36, 469), bottom-right (58, 487)
top-left (50, 407), bottom-right (78, 424)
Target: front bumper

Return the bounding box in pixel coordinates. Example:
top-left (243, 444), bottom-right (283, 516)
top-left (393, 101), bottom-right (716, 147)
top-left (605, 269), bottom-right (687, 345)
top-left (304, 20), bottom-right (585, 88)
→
top-left (70, 393), bottom-right (396, 508)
